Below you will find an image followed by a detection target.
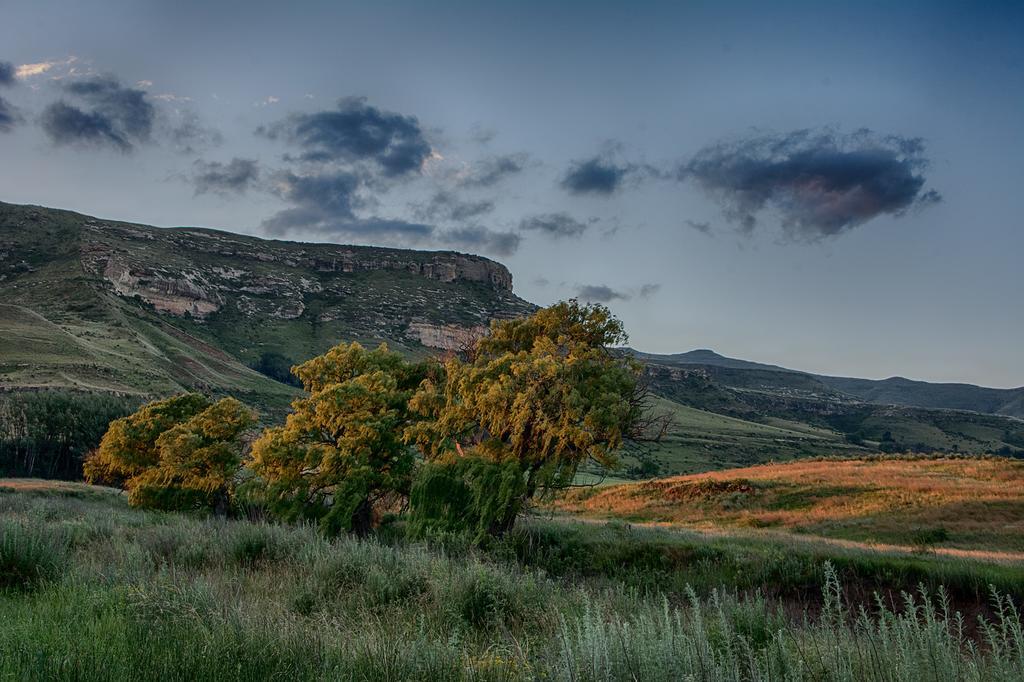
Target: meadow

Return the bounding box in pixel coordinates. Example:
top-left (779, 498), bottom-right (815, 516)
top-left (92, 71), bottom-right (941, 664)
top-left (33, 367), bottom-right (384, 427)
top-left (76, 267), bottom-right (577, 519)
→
top-left (555, 456), bottom-right (1024, 554)
top-left (1, 479), bottom-right (1023, 681)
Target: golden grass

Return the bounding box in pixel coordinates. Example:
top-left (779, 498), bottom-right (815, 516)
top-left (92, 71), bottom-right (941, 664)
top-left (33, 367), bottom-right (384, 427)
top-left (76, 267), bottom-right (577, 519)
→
top-left (553, 456), bottom-right (1024, 554)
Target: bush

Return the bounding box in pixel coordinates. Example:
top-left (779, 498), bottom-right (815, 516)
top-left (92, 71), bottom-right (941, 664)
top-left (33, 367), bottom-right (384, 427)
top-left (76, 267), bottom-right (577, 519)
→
top-left (0, 519), bottom-right (69, 591)
top-left (409, 456), bottom-right (525, 544)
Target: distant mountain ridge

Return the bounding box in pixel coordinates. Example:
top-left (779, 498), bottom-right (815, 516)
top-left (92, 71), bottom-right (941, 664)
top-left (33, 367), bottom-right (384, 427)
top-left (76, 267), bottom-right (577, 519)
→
top-left (629, 348), bottom-right (1024, 419)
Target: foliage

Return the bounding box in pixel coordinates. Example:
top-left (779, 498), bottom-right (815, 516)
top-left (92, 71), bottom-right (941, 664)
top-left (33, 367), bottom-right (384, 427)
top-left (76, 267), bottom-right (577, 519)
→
top-left (83, 393), bottom-right (212, 485)
top-left (83, 394), bottom-right (253, 512)
top-left (0, 391), bottom-right (136, 480)
top-left (249, 342), bottom-right (432, 536)
top-left (408, 300), bottom-right (647, 533)
top-left (126, 398), bottom-right (254, 512)
top-left (409, 456), bottom-right (526, 543)
top-left (250, 352), bottom-right (302, 387)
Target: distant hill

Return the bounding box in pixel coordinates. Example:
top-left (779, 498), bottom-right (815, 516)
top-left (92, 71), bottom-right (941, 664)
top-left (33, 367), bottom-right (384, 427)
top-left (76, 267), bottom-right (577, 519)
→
top-left (0, 201), bottom-right (535, 416)
top-left (630, 348), bottom-right (1024, 419)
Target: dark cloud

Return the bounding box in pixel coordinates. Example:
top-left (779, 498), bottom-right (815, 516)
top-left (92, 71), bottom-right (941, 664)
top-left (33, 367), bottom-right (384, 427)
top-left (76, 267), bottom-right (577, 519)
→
top-left (261, 96), bottom-right (432, 176)
top-left (261, 168), bottom-right (433, 244)
top-left (639, 283), bottom-right (661, 298)
top-left (685, 219), bottom-right (712, 235)
top-left (0, 61), bottom-right (15, 86)
top-left (41, 75), bottom-right (155, 151)
top-left (576, 284), bottom-right (629, 303)
top-left (270, 170), bottom-right (362, 220)
top-left (415, 190), bottom-right (495, 222)
top-left (560, 156), bottom-right (631, 195)
top-left (442, 226), bottom-right (521, 257)
top-left (680, 129), bottom-right (942, 240)
top-left (190, 158), bottom-right (260, 196)
top-left (459, 153), bottom-right (528, 188)
top-left (519, 212), bottom-right (592, 239)
top-left (41, 102), bottom-right (130, 149)
top-left (0, 97), bottom-right (18, 132)
top-left (169, 111), bottom-right (223, 154)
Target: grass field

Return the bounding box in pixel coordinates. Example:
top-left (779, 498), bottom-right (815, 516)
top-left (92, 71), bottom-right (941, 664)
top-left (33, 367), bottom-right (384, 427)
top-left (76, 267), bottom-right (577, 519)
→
top-left (1, 479), bottom-right (1023, 680)
top-left (555, 456), bottom-right (1024, 554)
top-left (608, 396), bottom-right (868, 478)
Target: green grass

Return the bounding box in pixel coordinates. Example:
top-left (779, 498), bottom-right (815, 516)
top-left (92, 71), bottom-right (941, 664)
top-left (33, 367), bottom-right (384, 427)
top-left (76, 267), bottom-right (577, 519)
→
top-left (610, 396), bottom-right (866, 477)
top-left (1, 482), bottom-right (1023, 680)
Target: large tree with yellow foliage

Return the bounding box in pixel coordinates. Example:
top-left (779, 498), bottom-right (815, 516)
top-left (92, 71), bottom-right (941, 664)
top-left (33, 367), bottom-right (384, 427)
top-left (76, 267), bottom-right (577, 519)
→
top-left (248, 342), bottom-right (432, 536)
top-left (407, 300), bottom-right (654, 535)
top-left (84, 393), bottom-right (254, 512)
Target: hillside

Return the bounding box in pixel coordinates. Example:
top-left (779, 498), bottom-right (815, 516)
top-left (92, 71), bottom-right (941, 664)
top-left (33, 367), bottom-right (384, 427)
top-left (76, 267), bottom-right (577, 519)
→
top-left (0, 201), bottom-right (534, 415)
top-left (634, 348), bottom-right (1024, 418)
top-left (556, 456), bottom-right (1024, 555)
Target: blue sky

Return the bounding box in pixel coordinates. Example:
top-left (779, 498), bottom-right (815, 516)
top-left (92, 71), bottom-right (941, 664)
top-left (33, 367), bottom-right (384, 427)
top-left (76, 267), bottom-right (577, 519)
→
top-left (1, 1), bottom-right (1021, 387)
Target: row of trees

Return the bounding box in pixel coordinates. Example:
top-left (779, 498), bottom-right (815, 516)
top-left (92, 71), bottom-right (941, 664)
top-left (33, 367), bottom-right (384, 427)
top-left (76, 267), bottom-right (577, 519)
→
top-left (85, 301), bottom-right (657, 539)
top-left (0, 391), bottom-right (136, 480)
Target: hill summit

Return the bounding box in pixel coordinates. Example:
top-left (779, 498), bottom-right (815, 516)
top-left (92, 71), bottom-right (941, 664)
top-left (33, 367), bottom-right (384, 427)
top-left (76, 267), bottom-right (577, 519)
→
top-left (0, 201), bottom-right (534, 413)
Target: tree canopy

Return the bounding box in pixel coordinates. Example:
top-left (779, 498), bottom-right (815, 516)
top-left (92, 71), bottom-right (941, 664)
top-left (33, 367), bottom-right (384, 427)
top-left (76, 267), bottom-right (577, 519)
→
top-left (407, 300), bottom-right (649, 533)
top-left (248, 342), bottom-right (432, 536)
top-left (84, 393), bottom-right (253, 512)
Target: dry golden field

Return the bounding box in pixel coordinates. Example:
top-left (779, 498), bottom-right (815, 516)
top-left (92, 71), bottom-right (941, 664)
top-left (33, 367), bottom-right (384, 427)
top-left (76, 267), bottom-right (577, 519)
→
top-left (555, 456), bottom-right (1024, 556)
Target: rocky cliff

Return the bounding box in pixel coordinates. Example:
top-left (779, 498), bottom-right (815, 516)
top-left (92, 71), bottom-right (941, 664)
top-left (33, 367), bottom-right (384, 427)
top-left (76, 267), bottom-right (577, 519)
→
top-left (0, 201), bottom-right (535, 412)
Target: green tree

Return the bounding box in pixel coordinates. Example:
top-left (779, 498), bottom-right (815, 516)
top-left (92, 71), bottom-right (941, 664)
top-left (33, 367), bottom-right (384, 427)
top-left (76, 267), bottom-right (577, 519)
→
top-left (128, 398), bottom-right (254, 512)
top-left (248, 342), bottom-right (431, 536)
top-left (408, 300), bottom-right (653, 535)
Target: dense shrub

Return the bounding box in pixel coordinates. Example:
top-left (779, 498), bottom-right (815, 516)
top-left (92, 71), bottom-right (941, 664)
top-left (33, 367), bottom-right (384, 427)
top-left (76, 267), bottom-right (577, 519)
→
top-left (409, 456), bottom-right (526, 543)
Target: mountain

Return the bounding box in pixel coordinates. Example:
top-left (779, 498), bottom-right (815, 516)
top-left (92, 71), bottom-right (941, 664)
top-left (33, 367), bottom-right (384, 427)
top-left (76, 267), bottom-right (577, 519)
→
top-left (632, 348), bottom-right (1024, 419)
top-left (0, 201), bottom-right (534, 415)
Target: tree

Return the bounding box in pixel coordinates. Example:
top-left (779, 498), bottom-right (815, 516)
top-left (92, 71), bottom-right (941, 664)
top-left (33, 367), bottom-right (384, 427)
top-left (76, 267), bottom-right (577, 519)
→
top-left (83, 393), bottom-right (212, 485)
top-left (127, 398), bottom-right (254, 512)
top-left (83, 394), bottom-right (253, 513)
top-left (407, 300), bottom-right (655, 535)
top-left (248, 342), bottom-right (432, 536)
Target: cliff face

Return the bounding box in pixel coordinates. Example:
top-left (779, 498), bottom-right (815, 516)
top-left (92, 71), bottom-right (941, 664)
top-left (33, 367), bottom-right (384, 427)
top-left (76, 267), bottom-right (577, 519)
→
top-left (0, 201), bottom-right (535, 409)
top-left (78, 220), bottom-right (519, 325)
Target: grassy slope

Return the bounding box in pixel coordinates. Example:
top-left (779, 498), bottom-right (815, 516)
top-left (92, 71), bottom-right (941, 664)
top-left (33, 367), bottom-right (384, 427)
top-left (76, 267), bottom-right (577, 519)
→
top-left (556, 456), bottom-right (1024, 554)
top-left (2, 481), bottom-right (1023, 680)
top-left (612, 396), bottom-right (868, 477)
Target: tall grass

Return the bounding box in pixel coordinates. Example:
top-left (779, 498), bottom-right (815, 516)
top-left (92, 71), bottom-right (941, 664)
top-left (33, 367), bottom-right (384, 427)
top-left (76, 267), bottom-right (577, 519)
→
top-left (0, 486), bottom-right (1022, 680)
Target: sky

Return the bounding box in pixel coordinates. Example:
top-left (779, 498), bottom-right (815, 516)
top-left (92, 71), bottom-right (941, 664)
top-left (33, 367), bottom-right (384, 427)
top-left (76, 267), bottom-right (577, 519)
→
top-left (1, 0), bottom-right (1022, 388)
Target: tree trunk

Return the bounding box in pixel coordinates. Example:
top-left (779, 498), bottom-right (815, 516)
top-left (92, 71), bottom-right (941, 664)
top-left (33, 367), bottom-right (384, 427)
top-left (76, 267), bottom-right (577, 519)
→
top-left (350, 497), bottom-right (374, 537)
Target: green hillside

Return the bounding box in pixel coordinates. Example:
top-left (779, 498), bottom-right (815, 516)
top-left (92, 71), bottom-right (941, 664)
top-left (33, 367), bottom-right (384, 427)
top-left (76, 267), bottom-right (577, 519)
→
top-left (0, 201), bottom-right (534, 417)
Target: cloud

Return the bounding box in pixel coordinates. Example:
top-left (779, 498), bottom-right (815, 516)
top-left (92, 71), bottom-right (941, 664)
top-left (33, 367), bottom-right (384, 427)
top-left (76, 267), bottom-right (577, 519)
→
top-left (680, 128), bottom-right (942, 240)
top-left (40, 75), bottom-right (155, 151)
top-left (261, 168), bottom-right (435, 245)
top-left (190, 158), bottom-right (260, 196)
top-left (639, 283), bottom-right (661, 298)
top-left (560, 156), bottom-right (633, 195)
top-left (0, 62), bottom-right (14, 87)
top-left (415, 190), bottom-right (495, 222)
top-left (15, 57), bottom-right (77, 79)
top-left (261, 96), bottom-right (432, 176)
top-left (0, 97), bottom-right (18, 132)
top-left (0, 62), bottom-right (20, 132)
top-left (269, 169), bottom-right (362, 220)
top-left (169, 110), bottom-right (223, 153)
top-left (458, 153), bottom-right (528, 187)
top-left (519, 212), bottom-right (592, 239)
top-left (685, 219), bottom-right (712, 235)
top-left (441, 226), bottom-right (521, 256)
top-left (576, 284), bottom-right (629, 303)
